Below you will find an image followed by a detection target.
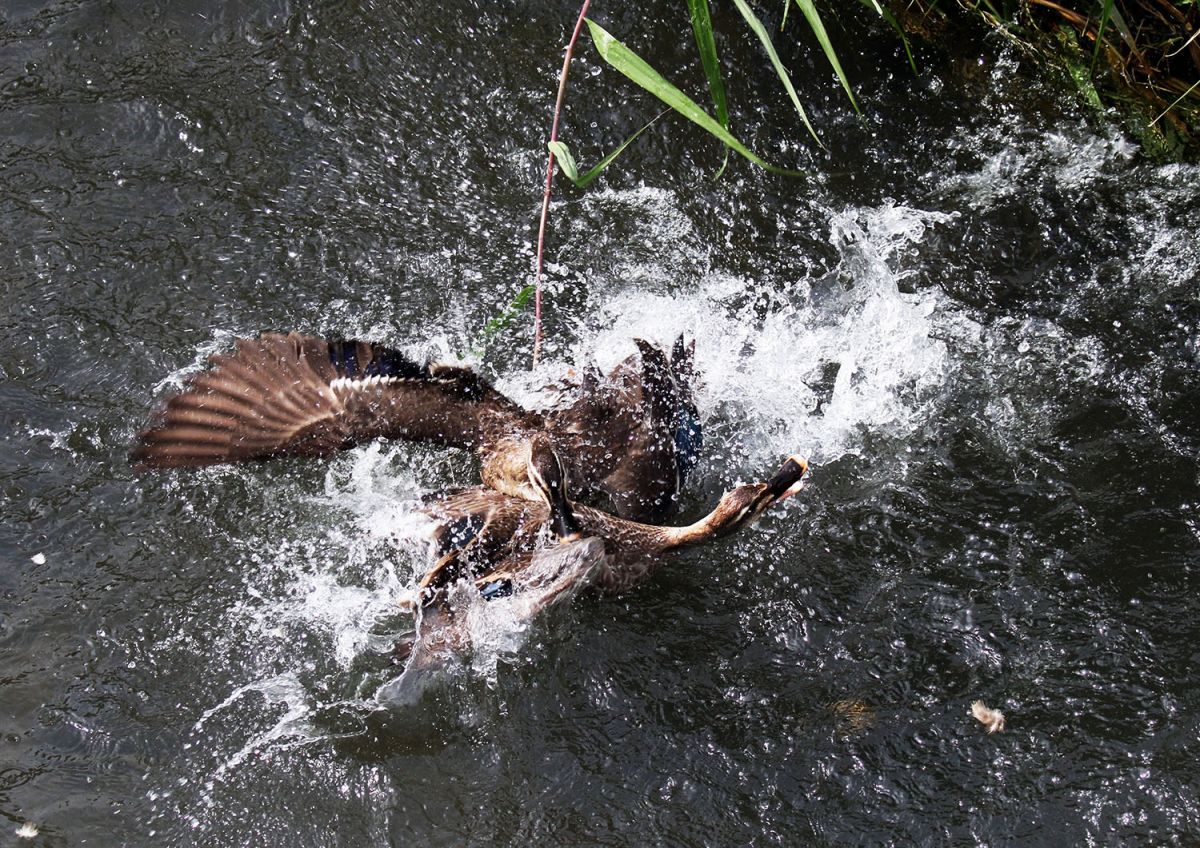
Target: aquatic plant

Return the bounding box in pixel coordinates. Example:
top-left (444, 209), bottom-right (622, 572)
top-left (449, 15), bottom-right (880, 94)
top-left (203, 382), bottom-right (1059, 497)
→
top-left (894, 0), bottom-right (1200, 155)
top-left (530, 1), bottom-right (592, 365)
top-left (526, 1), bottom-right (877, 362)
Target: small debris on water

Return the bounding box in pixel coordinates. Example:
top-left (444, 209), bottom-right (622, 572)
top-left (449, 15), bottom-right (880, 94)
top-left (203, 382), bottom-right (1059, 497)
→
top-left (30, 553), bottom-right (46, 565)
top-left (971, 700), bottom-right (1006, 733)
top-left (832, 698), bottom-right (875, 734)
top-left (16, 822), bottom-right (39, 839)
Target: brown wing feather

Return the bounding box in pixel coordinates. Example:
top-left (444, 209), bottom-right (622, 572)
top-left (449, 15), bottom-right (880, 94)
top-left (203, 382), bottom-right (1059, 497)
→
top-left (550, 340), bottom-right (684, 522)
top-left (416, 487), bottom-right (547, 592)
top-left (131, 333), bottom-right (527, 470)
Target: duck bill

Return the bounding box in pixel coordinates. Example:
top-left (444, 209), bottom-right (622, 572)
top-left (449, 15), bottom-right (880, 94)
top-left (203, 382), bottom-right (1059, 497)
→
top-left (766, 455), bottom-right (809, 500)
top-left (549, 498), bottom-right (582, 539)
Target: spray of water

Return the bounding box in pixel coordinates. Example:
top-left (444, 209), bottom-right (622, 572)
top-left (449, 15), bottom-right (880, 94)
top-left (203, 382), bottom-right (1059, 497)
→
top-left (168, 194), bottom-right (965, 787)
top-left (579, 199), bottom-right (955, 471)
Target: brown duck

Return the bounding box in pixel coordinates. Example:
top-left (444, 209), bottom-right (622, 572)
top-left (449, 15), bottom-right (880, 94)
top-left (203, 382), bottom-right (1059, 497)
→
top-left (394, 441), bottom-right (808, 681)
top-left (411, 439), bottom-right (809, 606)
top-left (131, 332), bottom-right (701, 522)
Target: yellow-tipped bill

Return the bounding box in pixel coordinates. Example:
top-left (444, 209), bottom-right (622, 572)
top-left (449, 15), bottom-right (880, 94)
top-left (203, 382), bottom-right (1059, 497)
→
top-left (766, 455), bottom-right (809, 500)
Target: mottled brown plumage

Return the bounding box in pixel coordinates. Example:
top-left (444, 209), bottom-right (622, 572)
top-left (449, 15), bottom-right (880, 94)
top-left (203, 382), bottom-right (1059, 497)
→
top-left (415, 454), bottom-right (809, 601)
top-left (132, 332), bottom-right (700, 522)
top-left (391, 451), bottom-right (807, 687)
top-left (391, 437), bottom-right (600, 684)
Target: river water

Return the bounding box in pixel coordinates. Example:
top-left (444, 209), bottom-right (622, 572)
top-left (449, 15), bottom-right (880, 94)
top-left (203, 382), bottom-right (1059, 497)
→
top-left (2, 1), bottom-right (1199, 844)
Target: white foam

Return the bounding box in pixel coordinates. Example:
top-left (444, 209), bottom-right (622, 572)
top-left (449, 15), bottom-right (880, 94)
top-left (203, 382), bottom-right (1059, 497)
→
top-left (943, 124), bottom-right (1136, 211)
top-left (560, 200), bottom-right (957, 470)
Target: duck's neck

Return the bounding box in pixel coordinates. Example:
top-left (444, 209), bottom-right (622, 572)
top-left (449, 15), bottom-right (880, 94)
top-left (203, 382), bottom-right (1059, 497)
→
top-left (661, 500), bottom-right (745, 549)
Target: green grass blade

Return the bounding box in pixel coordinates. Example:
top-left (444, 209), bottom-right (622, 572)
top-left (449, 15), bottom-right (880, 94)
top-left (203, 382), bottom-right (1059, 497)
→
top-left (548, 112), bottom-right (664, 188)
top-left (729, 0), bottom-right (824, 146)
top-left (857, 0), bottom-right (917, 75)
top-left (781, 0), bottom-right (790, 29)
top-left (472, 284), bottom-right (535, 357)
top-left (585, 18), bottom-right (805, 175)
top-left (1104, 3), bottom-right (1141, 59)
top-left (687, 0), bottom-right (729, 129)
top-left (687, 0), bottom-right (731, 177)
top-left (549, 140), bottom-right (581, 183)
top-left (1090, 0), bottom-right (1114, 73)
top-left (791, 0), bottom-right (859, 113)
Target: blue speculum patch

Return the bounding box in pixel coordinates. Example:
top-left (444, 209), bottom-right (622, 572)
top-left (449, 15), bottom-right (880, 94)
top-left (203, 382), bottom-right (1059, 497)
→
top-left (330, 342), bottom-right (361, 377)
top-left (445, 515), bottom-right (484, 550)
top-left (327, 340), bottom-right (426, 380)
top-left (674, 405), bottom-right (703, 480)
top-left (364, 348), bottom-right (426, 379)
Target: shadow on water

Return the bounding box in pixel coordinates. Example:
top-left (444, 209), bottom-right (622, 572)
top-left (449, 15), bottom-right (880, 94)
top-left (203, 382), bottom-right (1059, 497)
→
top-left (2, 0), bottom-right (1199, 845)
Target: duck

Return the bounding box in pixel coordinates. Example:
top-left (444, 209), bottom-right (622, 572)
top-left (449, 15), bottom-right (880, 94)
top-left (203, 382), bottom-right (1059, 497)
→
top-left (412, 442), bottom-right (809, 606)
top-left (393, 435), bottom-right (606, 678)
top-left (412, 433), bottom-right (584, 600)
top-left (392, 443), bottom-right (808, 681)
top-left (130, 332), bottom-right (700, 522)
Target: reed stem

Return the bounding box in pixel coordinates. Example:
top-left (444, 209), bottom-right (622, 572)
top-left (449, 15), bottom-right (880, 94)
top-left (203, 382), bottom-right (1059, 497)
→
top-left (533, 0), bottom-right (590, 367)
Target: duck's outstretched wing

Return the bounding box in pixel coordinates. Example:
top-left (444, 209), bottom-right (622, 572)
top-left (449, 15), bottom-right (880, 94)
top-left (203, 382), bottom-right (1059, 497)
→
top-left (131, 333), bottom-right (526, 469)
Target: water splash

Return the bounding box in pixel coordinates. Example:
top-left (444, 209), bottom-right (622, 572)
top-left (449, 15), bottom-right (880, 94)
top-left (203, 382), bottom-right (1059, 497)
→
top-left (159, 196), bottom-right (968, 802)
top-left (571, 200), bottom-right (956, 472)
top-left (193, 673), bottom-right (315, 798)
top-left (945, 127), bottom-right (1136, 211)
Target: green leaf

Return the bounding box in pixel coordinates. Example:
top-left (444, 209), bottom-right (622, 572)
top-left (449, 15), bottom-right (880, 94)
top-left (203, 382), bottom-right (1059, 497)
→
top-left (1054, 27), bottom-right (1104, 111)
top-left (1090, 0), bottom-right (1115, 73)
top-left (687, 0), bottom-right (731, 177)
top-left (549, 140), bottom-right (581, 182)
top-left (585, 18), bottom-right (805, 175)
top-left (1104, 3), bottom-right (1142, 60)
top-left (855, 0), bottom-right (918, 75)
top-left (790, 0), bottom-right (859, 113)
top-left (548, 112), bottom-right (664, 188)
top-left (472, 284), bottom-right (535, 357)
top-left (687, 0), bottom-right (729, 130)
top-left (729, 0), bottom-right (823, 146)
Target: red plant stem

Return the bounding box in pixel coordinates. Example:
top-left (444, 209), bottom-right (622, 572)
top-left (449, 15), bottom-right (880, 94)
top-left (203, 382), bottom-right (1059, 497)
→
top-left (533, 0), bottom-right (590, 367)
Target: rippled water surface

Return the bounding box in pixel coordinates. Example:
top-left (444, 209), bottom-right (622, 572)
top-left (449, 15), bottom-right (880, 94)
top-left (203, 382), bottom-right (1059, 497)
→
top-left (3, 1), bottom-right (1199, 845)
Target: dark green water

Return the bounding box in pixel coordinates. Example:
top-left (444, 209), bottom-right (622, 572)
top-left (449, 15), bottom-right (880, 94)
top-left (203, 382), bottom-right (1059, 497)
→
top-left (3, 1), bottom-right (1199, 845)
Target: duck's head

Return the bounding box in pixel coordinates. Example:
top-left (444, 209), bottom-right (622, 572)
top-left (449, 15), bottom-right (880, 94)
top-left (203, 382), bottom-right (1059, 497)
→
top-left (704, 455), bottom-right (808, 538)
top-left (525, 436), bottom-right (580, 539)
